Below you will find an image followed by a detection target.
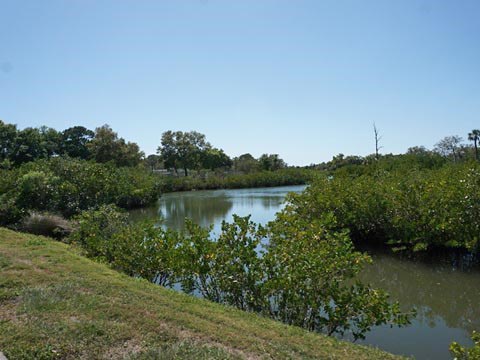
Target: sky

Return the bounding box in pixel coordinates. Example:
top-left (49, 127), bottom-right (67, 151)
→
top-left (1, 0), bottom-right (479, 166)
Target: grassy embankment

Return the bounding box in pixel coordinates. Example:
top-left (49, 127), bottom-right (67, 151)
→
top-left (0, 228), bottom-right (401, 359)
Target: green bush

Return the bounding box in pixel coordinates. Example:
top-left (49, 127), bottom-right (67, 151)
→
top-left (450, 331), bottom-right (480, 359)
top-left (284, 162), bottom-right (480, 252)
top-left (68, 209), bottom-right (413, 340)
top-left (68, 205), bottom-right (129, 260)
top-left (0, 158), bottom-right (161, 227)
top-left (159, 168), bottom-right (313, 192)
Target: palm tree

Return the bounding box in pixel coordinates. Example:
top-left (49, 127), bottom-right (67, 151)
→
top-left (468, 129), bottom-right (480, 161)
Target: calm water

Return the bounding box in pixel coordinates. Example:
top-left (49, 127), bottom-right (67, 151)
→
top-left (129, 185), bottom-right (479, 360)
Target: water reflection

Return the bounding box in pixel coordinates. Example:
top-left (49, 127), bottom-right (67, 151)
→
top-left (358, 251), bottom-right (480, 359)
top-left (129, 185), bottom-right (305, 234)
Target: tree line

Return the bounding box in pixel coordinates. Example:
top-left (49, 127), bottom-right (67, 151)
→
top-left (0, 121), bottom-right (143, 168)
top-left (310, 129), bottom-right (480, 172)
top-left (0, 120), bottom-right (288, 174)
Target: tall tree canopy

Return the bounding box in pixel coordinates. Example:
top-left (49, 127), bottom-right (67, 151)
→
top-left (233, 153), bottom-right (260, 173)
top-left (157, 131), bottom-right (215, 176)
top-left (60, 126), bottom-right (94, 159)
top-left (88, 125), bottom-right (144, 167)
top-left (434, 135), bottom-right (464, 162)
top-left (258, 153), bottom-right (287, 171)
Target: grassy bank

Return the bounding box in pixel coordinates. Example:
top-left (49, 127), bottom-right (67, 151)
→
top-left (0, 228), bottom-right (401, 359)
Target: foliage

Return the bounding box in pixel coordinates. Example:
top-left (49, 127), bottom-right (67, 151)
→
top-left (201, 148), bottom-right (233, 171)
top-left (232, 153), bottom-right (260, 173)
top-left (69, 208), bottom-right (412, 340)
top-left (435, 135), bottom-right (465, 162)
top-left (160, 168), bottom-right (313, 192)
top-left (263, 212), bottom-right (411, 340)
top-left (88, 124), bottom-right (144, 167)
top-left (68, 204), bottom-right (130, 260)
top-left (0, 227), bottom-right (402, 360)
top-left (0, 120), bottom-right (143, 167)
top-left (179, 216), bottom-right (267, 312)
top-left (468, 129), bottom-right (480, 161)
top-left (450, 331), bottom-right (480, 360)
top-left (0, 158), bottom-right (161, 226)
top-left (258, 153), bottom-right (287, 171)
top-left (284, 162), bottom-right (480, 252)
top-left (60, 126), bottom-right (94, 159)
top-left (158, 130), bottom-right (215, 176)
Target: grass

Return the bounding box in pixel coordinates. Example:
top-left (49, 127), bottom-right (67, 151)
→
top-left (0, 228), bottom-right (403, 359)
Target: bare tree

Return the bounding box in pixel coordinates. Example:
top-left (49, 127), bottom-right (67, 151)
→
top-left (373, 123), bottom-right (383, 160)
top-left (434, 135), bottom-right (463, 162)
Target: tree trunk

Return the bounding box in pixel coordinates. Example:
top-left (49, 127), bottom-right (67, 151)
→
top-left (184, 166), bottom-right (188, 177)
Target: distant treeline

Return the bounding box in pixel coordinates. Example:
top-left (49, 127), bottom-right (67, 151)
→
top-left (0, 120), bottom-right (291, 175)
top-left (310, 130), bottom-right (480, 172)
top-left (160, 168), bottom-right (313, 193)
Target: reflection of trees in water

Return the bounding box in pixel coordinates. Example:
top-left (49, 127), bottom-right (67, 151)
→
top-left (128, 202), bottom-right (162, 223)
top-left (159, 194), bottom-right (233, 230)
top-left (229, 196), bottom-right (283, 211)
top-left (359, 253), bottom-right (480, 334)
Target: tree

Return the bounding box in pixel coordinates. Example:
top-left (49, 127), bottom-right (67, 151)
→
top-left (233, 153), bottom-right (260, 173)
top-left (258, 154), bottom-right (287, 171)
top-left (468, 129), bottom-right (480, 161)
top-left (60, 126), bottom-right (94, 159)
top-left (434, 135), bottom-right (463, 162)
top-left (145, 154), bottom-right (162, 171)
top-left (0, 120), bottom-right (18, 166)
top-left (373, 123), bottom-right (383, 160)
top-left (157, 131), bottom-right (211, 176)
top-left (11, 127), bottom-right (49, 165)
top-left (202, 148), bottom-right (232, 171)
top-left (88, 125), bottom-right (144, 167)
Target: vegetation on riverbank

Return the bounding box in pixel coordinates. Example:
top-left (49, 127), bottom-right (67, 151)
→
top-left (286, 160), bottom-right (480, 253)
top-left (0, 158), bottom-right (161, 227)
top-left (0, 227), bottom-right (403, 360)
top-left (67, 205), bottom-right (413, 341)
top-left (159, 168), bottom-right (313, 192)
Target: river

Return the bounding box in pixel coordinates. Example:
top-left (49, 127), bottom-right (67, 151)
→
top-left (129, 185), bottom-right (479, 359)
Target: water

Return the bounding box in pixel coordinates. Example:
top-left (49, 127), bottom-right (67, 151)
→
top-left (129, 185), bottom-right (479, 359)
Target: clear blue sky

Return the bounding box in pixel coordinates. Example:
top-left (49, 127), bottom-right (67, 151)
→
top-left (1, 0), bottom-right (479, 165)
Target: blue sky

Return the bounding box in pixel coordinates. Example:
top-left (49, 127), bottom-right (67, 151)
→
top-left (1, 0), bottom-right (479, 165)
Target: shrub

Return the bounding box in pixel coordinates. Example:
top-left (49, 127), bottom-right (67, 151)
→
top-left (20, 212), bottom-right (73, 239)
top-left (284, 162), bottom-right (480, 252)
top-left (0, 158), bottom-right (162, 227)
top-left (450, 331), bottom-right (480, 360)
top-left (68, 205), bottom-right (129, 261)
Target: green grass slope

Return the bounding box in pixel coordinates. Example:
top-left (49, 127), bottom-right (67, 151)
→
top-left (0, 228), bottom-right (402, 359)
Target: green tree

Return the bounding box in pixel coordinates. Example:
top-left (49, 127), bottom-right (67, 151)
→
top-left (468, 130), bottom-right (480, 161)
top-left (202, 148), bottom-right (232, 171)
top-left (233, 153), bottom-right (260, 173)
top-left (88, 124), bottom-right (144, 167)
top-left (145, 154), bottom-right (162, 171)
top-left (60, 126), bottom-right (94, 159)
top-left (434, 135), bottom-right (464, 162)
top-left (157, 131), bottom-right (211, 176)
top-left (258, 154), bottom-right (287, 171)
top-left (11, 127), bottom-right (49, 165)
top-left (0, 120), bottom-right (18, 167)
